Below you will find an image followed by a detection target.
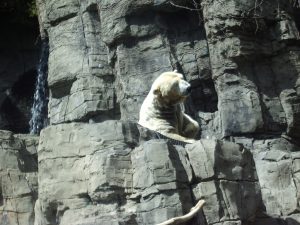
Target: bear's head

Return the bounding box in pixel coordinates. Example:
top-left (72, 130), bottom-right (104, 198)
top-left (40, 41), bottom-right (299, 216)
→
top-left (151, 71), bottom-right (191, 105)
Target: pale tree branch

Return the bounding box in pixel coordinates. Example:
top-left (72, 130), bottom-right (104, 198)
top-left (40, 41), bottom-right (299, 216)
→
top-left (169, 1), bottom-right (200, 11)
top-left (157, 199), bottom-right (205, 225)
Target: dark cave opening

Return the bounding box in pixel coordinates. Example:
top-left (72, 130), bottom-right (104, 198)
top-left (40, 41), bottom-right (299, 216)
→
top-left (190, 79), bottom-right (218, 113)
top-left (0, 2), bottom-right (41, 134)
top-left (12, 69), bottom-right (37, 100)
top-left (0, 69), bottom-right (37, 133)
top-left (293, 7), bottom-right (300, 30)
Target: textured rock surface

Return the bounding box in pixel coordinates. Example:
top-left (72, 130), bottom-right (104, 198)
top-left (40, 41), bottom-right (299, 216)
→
top-left (35, 121), bottom-right (266, 225)
top-left (0, 131), bottom-right (39, 225)
top-left (34, 122), bottom-right (300, 224)
top-left (35, 0), bottom-right (300, 224)
top-left (36, 0), bottom-right (214, 124)
top-left (202, 0), bottom-right (300, 139)
top-left (36, 0), bottom-right (300, 141)
top-left (0, 0), bottom-right (300, 224)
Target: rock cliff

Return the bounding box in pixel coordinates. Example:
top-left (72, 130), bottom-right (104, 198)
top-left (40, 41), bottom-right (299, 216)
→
top-left (1, 0), bottom-right (300, 224)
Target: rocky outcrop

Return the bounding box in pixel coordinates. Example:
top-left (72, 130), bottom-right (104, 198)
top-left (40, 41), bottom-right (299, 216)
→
top-left (0, 0), bottom-right (300, 224)
top-left (34, 121), bottom-right (300, 225)
top-left (33, 121), bottom-right (256, 224)
top-left (201, 0), bottom-right (300, 140)
top-left (36, 0), bottom-right (300, 142)
top-left (36, 0), bottom-right (215, 124)
top-left (0, 131), bottom-right (38, 225)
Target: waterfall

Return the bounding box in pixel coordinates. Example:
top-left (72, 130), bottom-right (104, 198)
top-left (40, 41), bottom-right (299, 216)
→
top-left (29, 39), bottom-right (49, 135)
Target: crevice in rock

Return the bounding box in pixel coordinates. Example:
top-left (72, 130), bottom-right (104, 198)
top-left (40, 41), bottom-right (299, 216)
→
top-left (293, 7), bottom-right (300, 30)
top-left (190, 79), bottom-right (218, 113)
top-left (0, 186), bottom-right (3, 207)
top-left (50, 80), bottom-right (74, 99)
top-left (17, 145), bottom-right (38, 173)
top-left (167, 144), bottom-right (199, 222)
top-left (44, 201), bottom-right (64, 225)
top-left (49, 12), bottom-right (78, 27)
top-left (77, 193), bottom-right (92, 204)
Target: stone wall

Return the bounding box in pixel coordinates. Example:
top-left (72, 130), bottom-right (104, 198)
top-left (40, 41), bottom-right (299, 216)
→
top-left (0, 0), bottom-right (300, 224)
top-left (0, 131), bottom-right (38, 225)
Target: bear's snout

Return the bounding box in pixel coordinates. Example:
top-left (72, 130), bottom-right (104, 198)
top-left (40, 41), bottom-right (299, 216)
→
top-left (186, 86), bottom-right (192, 94)
top-left (179, 81), bottom-right (191, 96)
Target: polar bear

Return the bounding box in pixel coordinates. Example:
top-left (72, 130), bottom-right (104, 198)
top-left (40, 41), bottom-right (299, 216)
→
top-left (138, 71), bottom-right (199, 143)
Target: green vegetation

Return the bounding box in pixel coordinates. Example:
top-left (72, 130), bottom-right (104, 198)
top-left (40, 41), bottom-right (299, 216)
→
top-left (0, 0), bottom-right (37, 21)
top-left (14, 0), bottom-right (37, 17)
top-left (27, 0), bottom-right (37, 17)
top-left (0, 0), bottom-right (38, 24)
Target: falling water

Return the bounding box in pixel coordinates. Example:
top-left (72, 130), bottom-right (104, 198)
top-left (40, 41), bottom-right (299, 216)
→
top-left (29, 39), bottom-right (49, 134)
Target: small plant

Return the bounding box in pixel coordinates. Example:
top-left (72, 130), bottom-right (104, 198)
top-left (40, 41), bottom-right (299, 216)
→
top-left (10, 0), bottom-right (37, 16)
top-left (5, 0), bottom-right (38, 24)
top-left (27, 0), bottom-right (37, 17)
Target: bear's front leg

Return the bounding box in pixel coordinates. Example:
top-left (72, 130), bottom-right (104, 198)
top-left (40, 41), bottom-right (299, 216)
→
top-left (163, 132), bottom-right (197, 144)
top-left (181, 113), bottom-right (199, 139)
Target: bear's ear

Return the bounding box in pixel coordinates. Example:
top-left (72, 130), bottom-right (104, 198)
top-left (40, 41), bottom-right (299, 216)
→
top-left (158, 84), bottom-right (170, 97)
top-left (153, 87), bottom-right (160, 95)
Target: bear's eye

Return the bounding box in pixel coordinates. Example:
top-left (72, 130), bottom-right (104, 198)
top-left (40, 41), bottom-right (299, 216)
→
top-left (171, 80), bottom-right (179, 88)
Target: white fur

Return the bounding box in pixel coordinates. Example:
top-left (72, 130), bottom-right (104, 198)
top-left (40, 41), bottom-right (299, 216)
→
top-left (138, 71), bottom-right (199, 143)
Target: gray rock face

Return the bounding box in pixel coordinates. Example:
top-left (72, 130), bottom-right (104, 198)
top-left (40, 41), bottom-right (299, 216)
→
top-left (37, 0), bottom-right (118, 124)
top-left (37, 0), bottom-right (213, 123)
top-left (33, 0), bottom-right (300, 224)
top-left (253, 139), bottom-right (300, 217)
top-left (0, 131), bottom-right (39, 225)
top-left (202, 0), bottom-right (300, 138)
top-left (188, 140), bottom-right (261, 224)
top-left (36, 0), bottom-right (300, 142)
top-left (34, 121), bottom-right (266, 225)
top-left (34, 122), bottom-right (300, 224)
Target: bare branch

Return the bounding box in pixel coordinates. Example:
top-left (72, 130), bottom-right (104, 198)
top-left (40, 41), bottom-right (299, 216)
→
top-left (157, 199), bottom-right (205, 225)
top-left (169, 1), bottom-right (200, 11)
